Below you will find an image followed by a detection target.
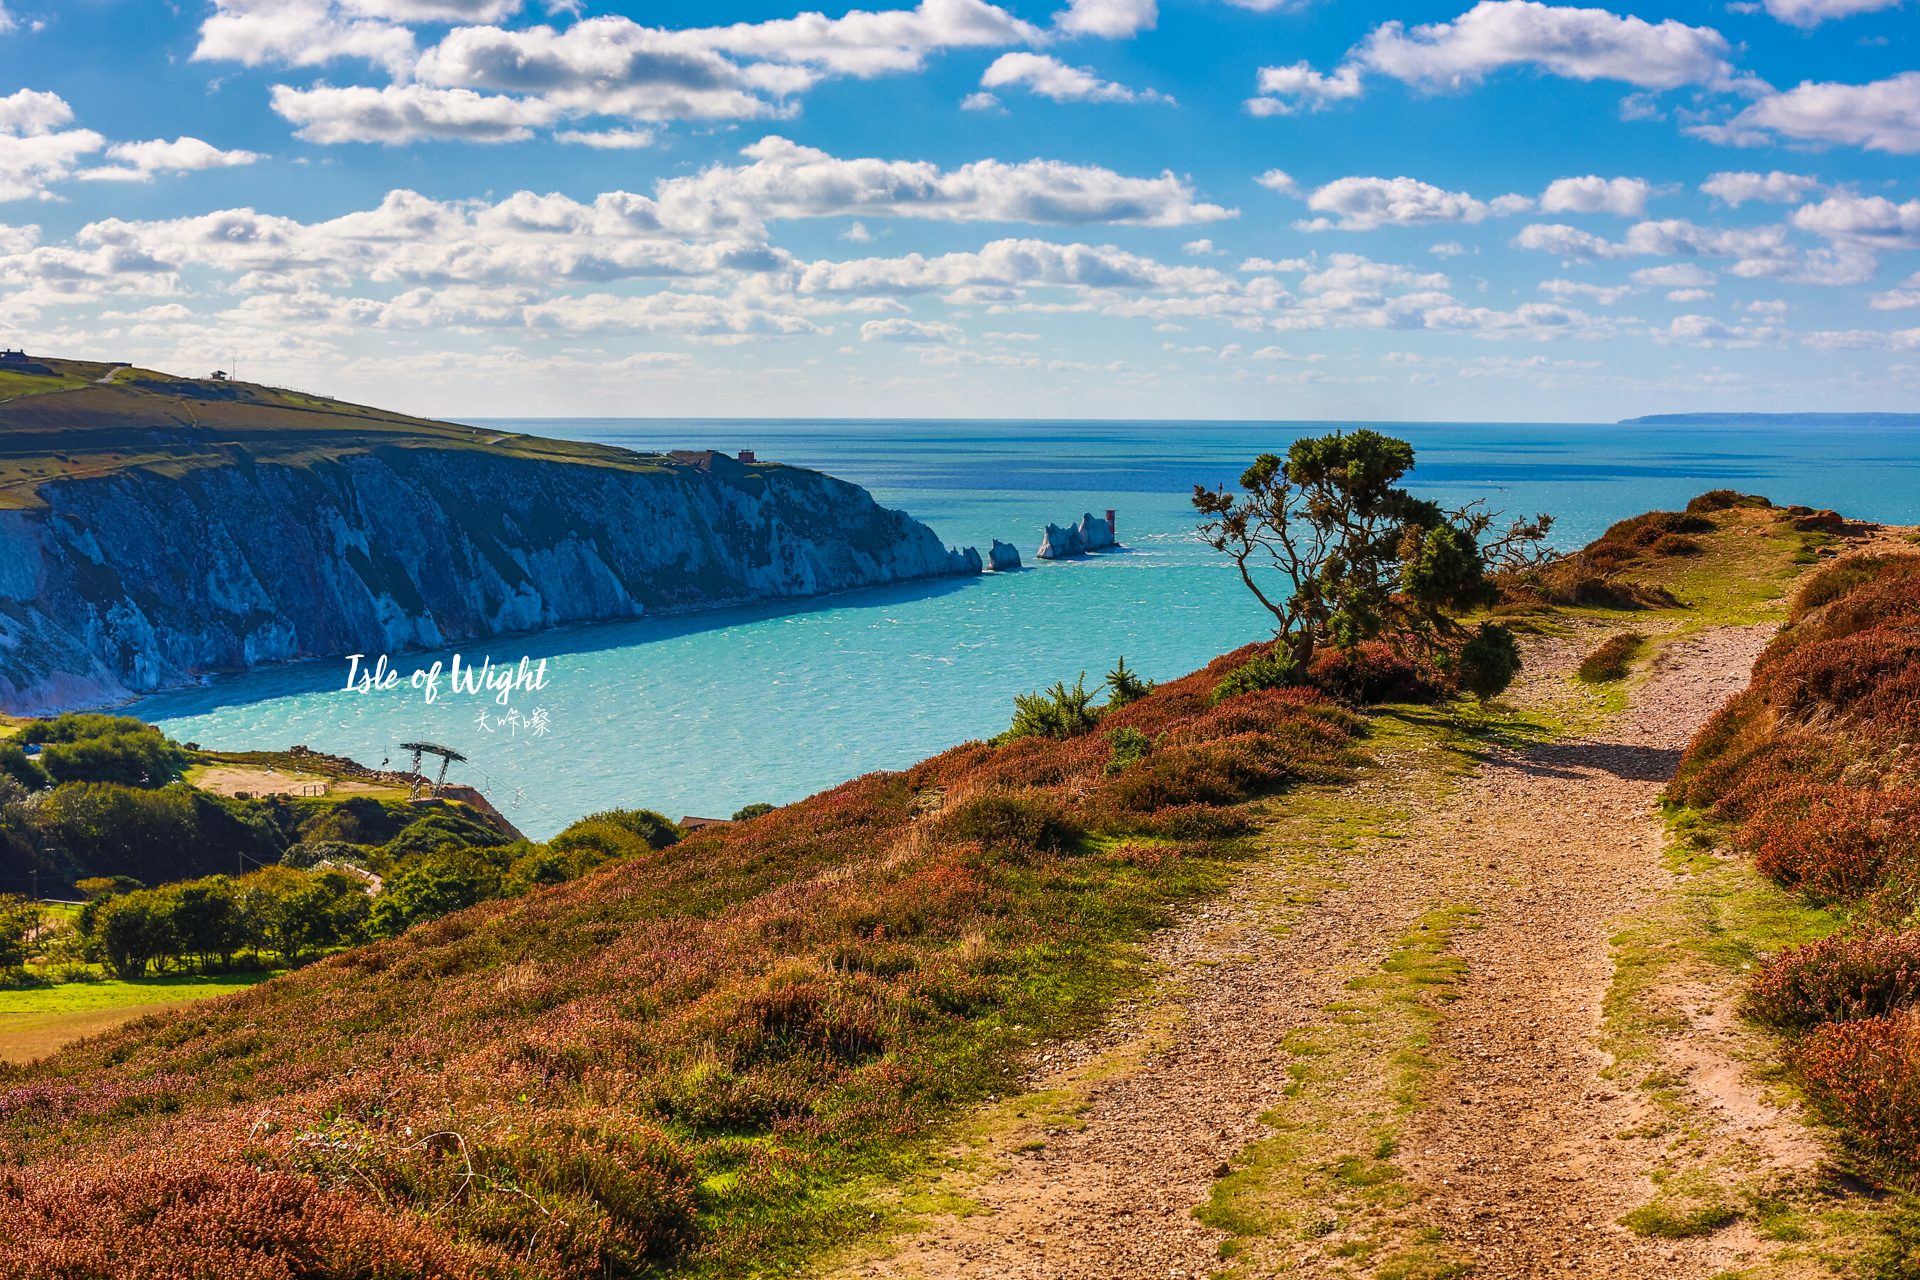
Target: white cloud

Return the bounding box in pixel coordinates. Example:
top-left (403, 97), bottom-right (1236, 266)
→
top-left (798, 237), bottom-right (1243, 296)
top-left (961, 92), bottom-right (1003, 111)
top-left (0, 99), bottom-right (104, 202)
top-left (1539, 278), bottom-right (1634, 304)
top-left (840, 221), bottom-right (875, 242)
top-left (554, 128), bottom-right (657, 149)
top-left (1660, 314), bottom-right (1787, 348)
top-left (1539, 175), bottom-right (1653, 217)
top-left (1790, 193), bottom-right (1920, 247)
top-left (1801, 327), bottom-right (1920, 350)
top-left (270, 84), bottom-right (564, 144)
top-left (1355, 0), bottom-right (1746, 92)
top-left (1430, 241), bottom-right (1469, 257)
top-left (0, 89), bottom-right (74, 137)
top-left (1246, 62), bottom-right (1365, 116)
top-left (1285, 175), bottom-right (1489, 231)
top-left (1238, 256), bottom-right (1308, 271)
top-left (1182, 238), bottom-right (1224, 255)
top-left (657, 137), bottom-right (1234, 231)
top-left (1694, 72), bottom-right (1920, 154)
top-left (1699, 170), bottom-right (1822, 207)
top-left (1628, 263), bottom-right (1715, 287)
top-left (1051, 0), bottom-right (1157, 38)
top-left (0, 4), bottom-right (14, 33)
top-left (1254, 169), bottom-right (1300, 198)
top-left (1760, 0), bottom-right (1906, 29)
top-left (1741, 298), bottom-right (1792, 316)
top-left (1871, 271), bottom-right (1920, 310)
top-left (860, 317), bottom-right (962, 341)
top-left (346, 0), bottom-right (526, 18)
top-left (1665, 288), bottom-right (1713, 301)
top-left (193, 0), bottom-right (419, 77)
top-left (79, 137), bottom-right (267, 182)
top-left (979, 53), bottom-right (1171, 104)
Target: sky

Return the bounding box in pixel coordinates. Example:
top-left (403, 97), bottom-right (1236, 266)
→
top-left (0, 0), bottom-right (1915, 422)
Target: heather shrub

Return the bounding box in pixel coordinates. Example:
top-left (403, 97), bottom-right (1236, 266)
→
top-left (1124, 803), bottom-right (1258, 841)
top-left (1796, 1012), bottom-right (1920, 1158)
top-left (1686, 489), bottom-right (1771, 513)
top-left (1747, 928), bottom-right (1920, 1030)
top-left (1578, 632), bottom-right (1646, 683)
top-left (935, 792), bottom-right (1081, 853)
top-left (0, 1161), bottom-right (504, 1279)
top-left (1790, 555), bottom-right (1920, 621)
top-left (1650, 533), bottom-right (1702, 556)
top-left (1742, 785), bottom-right (1920, 904)
top-left (1307, 641), bottom-right (1433, 703)
top-left (1601, 510), bottom-right (1715, 546)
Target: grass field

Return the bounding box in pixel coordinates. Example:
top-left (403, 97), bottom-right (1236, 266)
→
top-left (0, 972), bottom-right (282, 1064)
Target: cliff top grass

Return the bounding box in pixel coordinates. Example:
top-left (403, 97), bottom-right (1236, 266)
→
top-left (0, 357), bottom-right (773, 510)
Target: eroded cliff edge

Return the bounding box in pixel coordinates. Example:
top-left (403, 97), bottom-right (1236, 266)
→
top-left (0, 365), bottom-right (979, 713)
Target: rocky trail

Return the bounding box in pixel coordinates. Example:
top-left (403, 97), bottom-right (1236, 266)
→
top-left (835, 617), bottom-right (1852, 1279)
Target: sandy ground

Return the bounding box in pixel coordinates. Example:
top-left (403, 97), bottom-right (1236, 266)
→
top-left (832, 614), bottom-right (1840, 1280)
top-left (189, 764), bottom-right (391, 799)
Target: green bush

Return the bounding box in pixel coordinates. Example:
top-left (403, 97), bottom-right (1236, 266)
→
top-left (731, 803), bottom-right (776, 822)
top-left (1000, 673), bottom-right (1102, 742)
top-left (371, 852), bottom-right (502, 936)
top-left (1210, 650), bottom-right (1293, 703)
top-left (1105, 726), bottom-right (1153, 775)
top-left (1105, 656), bottom-right (1154, 707)
top-left (39, 731), bottom-right (186, 789)
top-left (95, 893), bottom-right (180, 978)
top-left (0, 744), bottom-right (50, 791)
top-left (1455, 623), bottom-right (1523, 701)
top-left (1685, 489), bottom-right (1770, 513)
top-left (580, 808), bottom-right (683, 850)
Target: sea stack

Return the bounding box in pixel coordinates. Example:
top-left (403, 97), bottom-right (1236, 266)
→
top-left (1036, 523), bottom-right (1086, 560)
top-left (1077, 511), bottom-right (1116, 550)
top-left (988, 540), bottom-right (1023, 570)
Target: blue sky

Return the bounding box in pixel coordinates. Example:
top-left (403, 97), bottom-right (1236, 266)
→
top-left (0, 0), bottom-right (1915, 421)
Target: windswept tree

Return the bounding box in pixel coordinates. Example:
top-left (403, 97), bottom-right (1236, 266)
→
top-left (1193, 429), bottom-right (1552, 699)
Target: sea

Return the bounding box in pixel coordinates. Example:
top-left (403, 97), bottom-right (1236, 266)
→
top-left (131, 419), bottom-right (1920, 840)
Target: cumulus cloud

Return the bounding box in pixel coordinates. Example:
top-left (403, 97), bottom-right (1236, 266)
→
top-left (656, 137), bottom-right (1233, 230)
top-left (194, 0), bottom-right (419, 77)
top-left (1760, 0), bottom-right (1907, 28)
top-left (1539, 278), bottom-right (1634, 304)
top-left (1275, 175), bottom-right (1489, 231)
top-left (1246, 62), bottom-right (1364, 116)
top-left (1539, 175), bottom-right (1653, 217)
top-left (1628, 263), bottom-right (1716, 287)
top-left (1658, 314), bottom-right (1786, 348)
top-left (1700, 170), bottom-right (1822, 207)
top-left (979, 53), bottom-right (1171, 104)
top-left (1872, 270), bottom-right (1920, 310)
top-left (554, 128), bottom-right (657, 149)
top-left (1051, 0), bottom-right (1157, 38)
top-left (1243, 2), bottom-right (1749, 119)
top-left (1791, 193), bottom-right (1920, 247)
top-left (271, 84), bottom-right (564, 144)
top-left (78, 137), bottom-right (267, 182)
top-left (1692, 71), bottom-right (1920, 154)
top-left (1356, 0), bottom-right (1746, 92)
top-left (1515, 216), bottom-right (1875, 285)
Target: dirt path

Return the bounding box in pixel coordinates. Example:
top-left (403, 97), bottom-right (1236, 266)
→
top-left (836, 620), bottom-right (1838, 1280)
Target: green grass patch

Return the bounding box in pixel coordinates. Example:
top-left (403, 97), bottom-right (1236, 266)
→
top-left (0, 971), bottom-right (280, 1015)
top-left (1621, 1201), bottom-right (1740, 1238)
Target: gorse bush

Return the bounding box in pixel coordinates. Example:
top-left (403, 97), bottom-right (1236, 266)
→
top-left (0, 643), bottom-right (1363, 1276)
top-left (1686, 489), bottom-right (1772, 513)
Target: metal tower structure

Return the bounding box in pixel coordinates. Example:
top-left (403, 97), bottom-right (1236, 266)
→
top-left (399, 741), bottom-right (467, 797)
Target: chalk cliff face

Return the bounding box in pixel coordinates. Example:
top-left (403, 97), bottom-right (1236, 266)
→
top-left (0, 447), bottom-right (980, 714)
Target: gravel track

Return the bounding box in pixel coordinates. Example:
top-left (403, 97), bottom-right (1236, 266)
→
top-left (837, 620), bottom-right (1829, 1280)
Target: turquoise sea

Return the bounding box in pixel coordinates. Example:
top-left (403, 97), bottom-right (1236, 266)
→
top-left (133, 419), bottom-right (1920, 839)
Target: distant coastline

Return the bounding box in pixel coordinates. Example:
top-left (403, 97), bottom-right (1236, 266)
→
top-left (1619, 412), bottom-right (1920, 427)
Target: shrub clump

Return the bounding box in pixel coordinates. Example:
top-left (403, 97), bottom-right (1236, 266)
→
top-left (1211, 649), bottom-right (1293, 704)
top-left (1577, 632), bottom-right (1647, 683)
top-left (1306, 641), bottom-right (1435, 704)
top-left (1796, 1012), bottom-right (1920, 1157)
top-left (935, 792), bottom-right (1081, 853)
top-left (1747, 929), bottom-right (1920, 1030)
top-left (1650, 534), bottom-right (1702, 557)
top-left (1686, 489), bottom-right (1771, 513)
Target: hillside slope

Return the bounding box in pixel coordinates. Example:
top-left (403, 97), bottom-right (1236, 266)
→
top-left (0, 360), bottom-right (980, 714)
